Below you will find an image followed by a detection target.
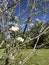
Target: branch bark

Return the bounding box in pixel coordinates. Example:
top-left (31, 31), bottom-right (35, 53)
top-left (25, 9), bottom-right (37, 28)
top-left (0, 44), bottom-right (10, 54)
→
top-left (1, 1), bottom-right (20, 13)
top-left (24, 26), bottom-right (49, 44)
top-left (19, 37), bottom-right (39, 65)
top-left (19, 26), bottom-right (49, 65)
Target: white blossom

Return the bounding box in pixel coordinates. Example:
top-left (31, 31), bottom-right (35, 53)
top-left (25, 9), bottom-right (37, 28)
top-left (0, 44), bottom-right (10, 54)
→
top-left (9, 53), bottom-right (15, 60)
top-left (6, 44), bottom-right (10, 48)
top-left (5, 10), bottom-right (8, 13)
top-left (27, 29), bottom-right (30, 32)
top-left (19, 61), bottom-right (22, 64)
top-left (10, 26), bottom-right (19, 31)
top-left (15, 23), bottom-right (18, 26)
top-left (36, 18), bottom-right (40, 22)
top-left (14, 16), bottom-right (18, 21)
top-left (16, 37), bottom-right (24, 42)
top-left (30, 23), bottom-right (34, 27)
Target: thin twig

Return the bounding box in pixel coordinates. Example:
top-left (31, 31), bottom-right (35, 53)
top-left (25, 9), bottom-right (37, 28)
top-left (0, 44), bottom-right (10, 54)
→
top-left (21, 37), bottom-right (39, 65)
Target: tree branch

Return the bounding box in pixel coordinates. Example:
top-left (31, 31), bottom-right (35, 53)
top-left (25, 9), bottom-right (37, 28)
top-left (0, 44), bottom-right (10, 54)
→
top-left (24, 26), bottom-right (49, 44)
top-left (1, 1), bottom-right (20, 13)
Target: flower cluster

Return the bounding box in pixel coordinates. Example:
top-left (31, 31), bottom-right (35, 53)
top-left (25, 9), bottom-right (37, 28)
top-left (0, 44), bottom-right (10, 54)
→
top-left (30, 23), bottom-right (34, 28)
top-left (10, 26), bottom-right (19, 31)
top-left (16, 37), bottom-right (24, 42)
top-left (9, 53), bottom-right (15, 60)
top-left (36, 18), bottom-right (40, 22)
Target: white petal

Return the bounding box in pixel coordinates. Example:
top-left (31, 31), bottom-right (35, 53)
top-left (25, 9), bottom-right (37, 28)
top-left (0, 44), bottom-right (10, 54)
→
top-left (10, 26), bottom-right (19, 31)
top-left (16, 37), bottom-right (24, 42)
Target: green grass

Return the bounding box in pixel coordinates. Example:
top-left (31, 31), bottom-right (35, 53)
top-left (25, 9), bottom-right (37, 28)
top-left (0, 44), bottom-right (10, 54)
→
top-left (0, 49), bottom-right (49, 65)
top-left (24, 49), bottom-right (49, 65)
top-left (0, 49), bottom-right (6, 65)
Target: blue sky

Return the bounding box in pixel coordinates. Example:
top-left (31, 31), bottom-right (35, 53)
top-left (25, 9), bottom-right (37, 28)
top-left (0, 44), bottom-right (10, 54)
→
top-left (6, 0), bottom-right (49, 38)
top-left (0, 0), bottom-right (49, 25)
top-left (0, 0), bottom-right (49, 38)
top-left (14, 0), bottom-right (49, 23)
top-left (13, 0), bottom-right (49, 33)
